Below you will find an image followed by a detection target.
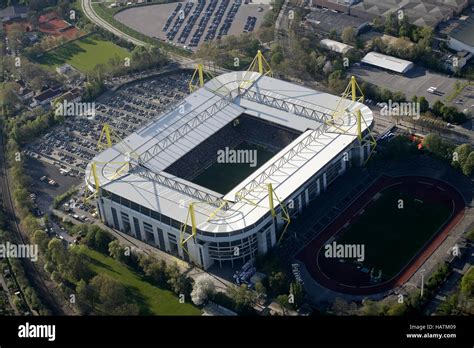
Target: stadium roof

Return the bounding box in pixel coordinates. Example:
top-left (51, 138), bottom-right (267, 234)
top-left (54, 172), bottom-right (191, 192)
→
top-left (361, 52), bottom-right (414, 74)
top-left (86, 71), bottom-right (373, 234)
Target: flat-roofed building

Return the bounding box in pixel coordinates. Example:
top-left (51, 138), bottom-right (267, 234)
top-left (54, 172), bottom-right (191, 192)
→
top-left (361, 51), bottom-right (414, 74)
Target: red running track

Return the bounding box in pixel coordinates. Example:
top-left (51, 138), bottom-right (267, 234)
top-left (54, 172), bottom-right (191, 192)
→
top-left (296, 175), bottom-right (465, 295)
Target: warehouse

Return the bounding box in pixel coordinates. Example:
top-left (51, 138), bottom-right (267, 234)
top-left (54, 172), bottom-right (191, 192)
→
top-left (361, 52), bottom-right (414, 74)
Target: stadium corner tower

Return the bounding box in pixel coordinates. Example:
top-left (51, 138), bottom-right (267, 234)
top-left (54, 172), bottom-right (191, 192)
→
top-left (85, 71), bottom-right (373, 269)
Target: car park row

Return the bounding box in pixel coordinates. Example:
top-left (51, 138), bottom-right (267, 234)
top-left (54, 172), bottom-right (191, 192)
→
top-left (25, 72), bottom-right (191, 179)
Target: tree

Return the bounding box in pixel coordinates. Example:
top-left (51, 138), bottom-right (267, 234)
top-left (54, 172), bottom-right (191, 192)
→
top-left (144, 259), bottom-right (167, 287)
top-left (462, 152), bottom-right (474, 177)
top-left (76, 279), bottom-right (94, 315)
top-left (65, 251), bottom-right (91, 283)
top-left (418, 96), bottom-right (429, 113)
top-left (94, 229), bottom-right (113, 253)
top-left (191, 274), bottom-right (215, 305)
top-left (461, 267), bottom-right (474, 297)
top-left (0, 82), bottom-right (19, 113)
top-left (341, 27), bottom-right (356, 44)
top-left (166, 263), bottom-right (193, 298)
top-left (276, 294), bottom-right (290, 315)
top-left (290, 281), bottom-right (304, 308)
top-left (422, 133), bottom-right (450, 159)
top-left (268, 271), bottom-right (288, 296)
top-left (387, 302), bottom-right (408, 316)
top-left (398, 16), bottom-right (412, 38)
top-left (384, 12), bottom-right (399, 36)
top-left (89, 274), bottom-right (131, 315)
top-left (331, 298), bottom-right (357, 315)
top-left (47, 238), bottom-right (66, 265)
top-left (432, 100), bottom-right (444, 116)
top-left (108, 240), bottom-right (126, 262)
top-left (328, 70), bottom-right (346, 93)
top-left (254, 281), bottom-right (267, 300)
top-left (359, 299), bottom-right (380, 315)
top-left (32, 230), bottom-right (49, 253)
top-left (227, 285), bottom-right (256, 314)
top-left (452, 144), bottom-right (472, 169)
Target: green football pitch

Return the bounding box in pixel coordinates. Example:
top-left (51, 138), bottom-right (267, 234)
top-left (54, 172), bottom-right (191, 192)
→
top-left (35, 35), bottom-right (130, 73)
top-left (192, 142), bottom-right (276, 194)
top-left (337, 185), bottom-right (452, 279)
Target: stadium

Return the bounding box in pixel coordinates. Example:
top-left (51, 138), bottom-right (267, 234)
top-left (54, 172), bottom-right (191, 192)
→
top-left (85, 56), bottom-right (374, 270)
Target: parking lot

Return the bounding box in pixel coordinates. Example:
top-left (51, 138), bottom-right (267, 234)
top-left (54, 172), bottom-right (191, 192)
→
top-left (25, 71), bottom-right (191, 182)
top-left (24, 156), bottom-right (82, 216)
top-left (349, 64), bottom-right (474, 110)
top-left (114, 0), bottom-right (270, 50)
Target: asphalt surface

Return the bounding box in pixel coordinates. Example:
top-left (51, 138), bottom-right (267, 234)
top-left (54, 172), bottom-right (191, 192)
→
top-left (349, 64), bottom-right (471, 108)
top-left (82, 0), bottom-right (148, 47)
top-left (114, 2), bottom-right (269, 50)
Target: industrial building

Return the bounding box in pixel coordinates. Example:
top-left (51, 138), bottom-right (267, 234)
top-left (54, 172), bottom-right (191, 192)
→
top-left (310, 0), bottom-right (468, 28)
top-left (447, 16), bottom-right (474, 55)
top-left (85, 60), bottom-right (374, 270)
top-left (361, 51), bottom-right (414, 74)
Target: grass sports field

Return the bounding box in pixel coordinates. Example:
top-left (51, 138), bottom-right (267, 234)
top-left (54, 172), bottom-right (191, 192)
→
top-left (337, 185), bottom-right (451, 279)
top-left (192, 142), bottom-right (276, 194)
top-left (35, 35), bottom-right (130, 73)
top-left (79, 246), bottom-right (201, 316)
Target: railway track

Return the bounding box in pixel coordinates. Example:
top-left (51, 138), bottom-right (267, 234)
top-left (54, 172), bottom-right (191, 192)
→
top-left (0, 130), bottom-right (64, 315)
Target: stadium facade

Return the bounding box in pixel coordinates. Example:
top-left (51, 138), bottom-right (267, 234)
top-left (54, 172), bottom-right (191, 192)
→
top-left (85, 71), bottom-right (374, 269)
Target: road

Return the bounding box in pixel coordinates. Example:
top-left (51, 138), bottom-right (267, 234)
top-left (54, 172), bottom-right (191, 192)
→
top-left (81, 0), bottom-right (233, 76)
top-left (0, 130), bottom-right (64, 315)
top-left (81, 0), bottom-right (148, 47)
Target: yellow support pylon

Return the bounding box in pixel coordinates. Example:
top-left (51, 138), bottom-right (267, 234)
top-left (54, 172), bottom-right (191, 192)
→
top-left (234, 183), bottom-right (290, 244)
top-left (351, 75), bottom-right (357, 102)
top-left (97, 124), bottom-right (113, 150)
top-left (84, 161), bottom-right (130, 204)
top-left (84, 162), bottom-right (101, 203)
top-left (267, 183), bottom-right (276, 217)
top-left (179, 181), bottom-right (292, 267)
top-left (357, 109), bottom-right (362, 142)
top-left (188, 63), bottom-right (214, 92)
top-left (325, 75), bottom-right (378, 164)
top-left (240, 50), bottom-right (273, 89)
top-left (179, 202), bottom-right (200, 265)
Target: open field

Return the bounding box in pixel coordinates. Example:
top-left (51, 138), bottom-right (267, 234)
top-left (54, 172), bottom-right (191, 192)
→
top-left (80, 246), bottom-right (202, 316)
top-left (337, 184), bottom-right (452, 279)
top-left (298, 175), bottom-right (465, 295)
top-left (35, 36), bottom-right (130, 73)
top-left (192, 142), bottom-right (276, 194)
